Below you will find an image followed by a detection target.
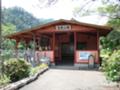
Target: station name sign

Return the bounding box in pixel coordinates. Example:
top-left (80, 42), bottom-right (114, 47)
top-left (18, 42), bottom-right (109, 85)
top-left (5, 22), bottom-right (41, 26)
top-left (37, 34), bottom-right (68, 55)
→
top-left (56, 25), bottom-right (71, 30)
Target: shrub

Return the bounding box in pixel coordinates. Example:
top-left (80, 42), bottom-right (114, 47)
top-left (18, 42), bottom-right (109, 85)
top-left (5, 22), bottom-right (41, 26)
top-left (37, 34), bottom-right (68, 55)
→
top-left (103, 50), bottom-right (120, 81)
top-left (39, 63), bottom-right (48, 68)
top-left (30, 63), bottom-right (48, 76)
top-left (0, 74), bottom-right (10, 86)
top-left (4, 59), bottom-right (31, 82)
top-left (100, 49), bottom-right (112, 71)
top-left (30, 66), bottom-right (40, 76)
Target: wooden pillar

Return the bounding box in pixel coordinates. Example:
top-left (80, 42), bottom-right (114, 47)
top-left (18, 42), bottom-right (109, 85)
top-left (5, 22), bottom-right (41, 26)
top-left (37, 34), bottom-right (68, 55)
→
top-left (37, 35), bottom-right (41, 50)
top-left (50, 37), bottom-right (53, 50)
top-left (97, 31), bottom-right (100, 64)
top-left (33, 34), bottom-right (36, 61)
top-left (36, 37), bottom-right (40, 48)
top-left (74, 32), bottom-right (77, 64)
top-left (25, 40), bottom-right (29, 49)
top-left (52, 33), bottom-right (55, 64)
top-left (24, 40), bottom-right (30, 61)
top-left (38, 37), bottom-right (41, 49)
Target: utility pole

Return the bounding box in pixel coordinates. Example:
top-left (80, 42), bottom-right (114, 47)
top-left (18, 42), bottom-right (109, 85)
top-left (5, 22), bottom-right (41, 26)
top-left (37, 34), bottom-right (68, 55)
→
top-left (0, 0), bottom-right (3, 76)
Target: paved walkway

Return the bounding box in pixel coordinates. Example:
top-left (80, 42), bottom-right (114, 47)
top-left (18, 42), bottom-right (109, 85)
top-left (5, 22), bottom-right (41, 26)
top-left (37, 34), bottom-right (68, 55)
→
top-left (20, 69), bottom-right (118, 90)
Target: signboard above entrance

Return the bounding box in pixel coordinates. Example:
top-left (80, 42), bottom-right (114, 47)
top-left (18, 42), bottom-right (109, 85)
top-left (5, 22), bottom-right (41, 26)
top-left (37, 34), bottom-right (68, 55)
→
top-left (56, 25), bottom-right (71, 30)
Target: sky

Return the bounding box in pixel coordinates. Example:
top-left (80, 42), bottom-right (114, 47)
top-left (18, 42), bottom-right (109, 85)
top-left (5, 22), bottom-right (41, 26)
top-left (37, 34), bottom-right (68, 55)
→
top-left (2, 0), bottom-right (108, 25)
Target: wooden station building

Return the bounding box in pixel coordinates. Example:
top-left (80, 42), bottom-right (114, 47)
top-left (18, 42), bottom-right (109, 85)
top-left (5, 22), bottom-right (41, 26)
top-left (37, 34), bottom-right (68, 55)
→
top-left (6, 19), bottom-right (112, 68)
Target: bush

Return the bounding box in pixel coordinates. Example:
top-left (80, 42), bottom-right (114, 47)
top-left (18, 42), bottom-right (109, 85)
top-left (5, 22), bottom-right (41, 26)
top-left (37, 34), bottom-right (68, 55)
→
top-left (30, 66), bottom-right (40, 76)
top-left (0, 74), bottom-right (10, 86)
top-left (103, 50), bottom-right (120, 81)
top-left (4, 59), bottom-right (31, 82)
top-left (100, 49), bottom-right (112, 71)
top-left (30, 63), bottom-right (48, 76)
top-left (39, 63), bottom-right (48, 68)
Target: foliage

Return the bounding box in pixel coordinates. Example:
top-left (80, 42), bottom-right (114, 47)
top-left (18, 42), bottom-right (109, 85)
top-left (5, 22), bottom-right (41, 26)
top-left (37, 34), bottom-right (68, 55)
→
top-left (39, 63), bottom-right (48, 68)
top-left (1, 23), bottom-right (16, 60)
top-left (30, 63), bottom-right (48, 76)
top-left (107, 30), bottom-right (120, 49)
top-left (1, 6), bottom-right (54, 51)
top-left (100, 37), bottom-right (113, 50)
top-left (30, 66), bottom-right (40, 76)
top-left (0, 7), bottom-right (53, 78)
top-left (1, 6), bottom-right (54, 56)
top-left (2, 7), bottom-right (40, 31)
top-left (97, 1), bottom-right (120, 82)
top-left (73, 0), bottom-right (120, 17)
top-left (102, 50), bottom-right (120, 81)
top-left (4, 59), bottom-right (31, 82)
top-left (100, 36), bottom-right (120, 82)
top-left (1, 7), bottom-right (54, 59)
top-left (2, 7), bottom-right (54, 31)
top-left (0, 74), bottom-right (10, 86)
top-left (2, 23), bottom-right (16, 36)
top-left (0, 63), bottom-right (47, 86)
top-left (2, 23), bottom-right (16, 51)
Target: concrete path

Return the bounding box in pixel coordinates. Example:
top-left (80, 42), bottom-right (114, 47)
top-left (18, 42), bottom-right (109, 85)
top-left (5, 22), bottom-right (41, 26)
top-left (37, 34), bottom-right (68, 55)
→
top-left (20, 69), bottom-right (118, 90)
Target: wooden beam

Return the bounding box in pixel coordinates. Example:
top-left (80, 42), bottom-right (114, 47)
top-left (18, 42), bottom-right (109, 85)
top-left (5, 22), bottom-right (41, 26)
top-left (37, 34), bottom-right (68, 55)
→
top-left (77, 32), bottom-right (97, 36)
top-left (97, 31), bottom-right (100, 64)
top-left (33, 34), bottom-right (36, 63)
top-left (33, 28), bottom-right (97, 33)
top-left (74, 32), bottom-right (77, 64)
top-left (53, 33), bottom-right (55, 64)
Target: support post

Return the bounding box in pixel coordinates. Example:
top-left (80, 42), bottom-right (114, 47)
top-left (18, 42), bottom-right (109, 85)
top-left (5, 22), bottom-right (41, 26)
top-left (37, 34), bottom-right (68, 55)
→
top-left (25, 40), bottom-right (29, 50)
top-left (25, 40), bottom-right (30, 61)
top-left (74, 32), bottom-right (77, 64)
top-left (33, 34), bottom-right (36, 62)
top-left (52, 33), bottom-right (55, 65)
top-left (97, 31), bottom-right (100, 65)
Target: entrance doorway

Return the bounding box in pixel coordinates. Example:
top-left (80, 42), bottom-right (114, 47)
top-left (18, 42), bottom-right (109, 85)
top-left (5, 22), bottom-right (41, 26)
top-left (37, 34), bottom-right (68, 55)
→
top-left (61, 33), bottom-right (74, 65)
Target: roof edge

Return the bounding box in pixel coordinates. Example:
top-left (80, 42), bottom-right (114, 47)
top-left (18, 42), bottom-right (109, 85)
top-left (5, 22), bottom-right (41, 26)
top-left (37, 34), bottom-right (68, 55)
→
top-left (5, 19), bottom-right (112, 38)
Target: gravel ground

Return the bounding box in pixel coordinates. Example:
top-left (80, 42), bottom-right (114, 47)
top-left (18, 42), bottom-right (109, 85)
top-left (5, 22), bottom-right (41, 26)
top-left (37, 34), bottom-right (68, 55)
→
top-left (20, 69), bottom-right (119, 90)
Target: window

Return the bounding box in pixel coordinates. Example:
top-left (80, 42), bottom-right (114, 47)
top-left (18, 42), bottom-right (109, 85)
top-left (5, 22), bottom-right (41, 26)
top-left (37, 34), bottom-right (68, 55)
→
top-left (77, 42), bottom-right (87, 50)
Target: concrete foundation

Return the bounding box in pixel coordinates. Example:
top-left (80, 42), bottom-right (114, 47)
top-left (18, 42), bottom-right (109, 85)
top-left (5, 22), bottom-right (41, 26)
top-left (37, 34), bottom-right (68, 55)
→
top-left (74, 63), bottom-right (100, 69)
top-left (51, 63), bottom-right (55, 66)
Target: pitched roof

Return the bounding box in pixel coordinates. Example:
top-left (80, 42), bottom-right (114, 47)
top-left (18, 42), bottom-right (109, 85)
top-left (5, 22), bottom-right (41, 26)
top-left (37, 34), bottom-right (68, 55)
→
top-left (6, 19), bottom-right (112, 38)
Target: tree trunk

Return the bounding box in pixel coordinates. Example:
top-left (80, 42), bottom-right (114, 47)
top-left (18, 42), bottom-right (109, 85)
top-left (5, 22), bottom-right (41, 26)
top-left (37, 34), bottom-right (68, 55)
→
top-left (0, 0), bottom-right (3, 76)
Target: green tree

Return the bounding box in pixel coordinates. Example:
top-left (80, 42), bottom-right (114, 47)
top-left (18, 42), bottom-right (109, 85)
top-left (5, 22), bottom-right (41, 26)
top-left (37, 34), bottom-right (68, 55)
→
top-left (97, 0), bottom-right (120, 50)
top-left (2, 7), bottom-right (40, 31)
top-left (2, 7), bottom-right (54, 31)
top-left (2, 23), bottom-right (16, 35)
top-left (73, 0), bottom-right (120, 82)
top-left (2, 23), bottom-right (16, 48)
top-left (0, 0), bottom-right (2, 77)
top-left (97, 1), bottom-right (120, 82)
